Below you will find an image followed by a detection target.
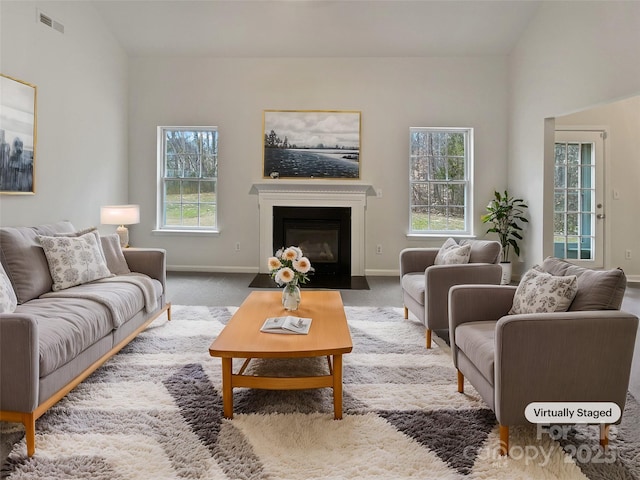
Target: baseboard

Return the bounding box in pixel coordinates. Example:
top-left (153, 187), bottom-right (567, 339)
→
top-left (364, 269), bottom-right (400, 276)
top-left (167, 265), bottom-right (259, 274)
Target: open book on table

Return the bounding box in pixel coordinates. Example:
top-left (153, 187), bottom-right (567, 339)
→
top-left (260, 316), bottom-right (312, 335)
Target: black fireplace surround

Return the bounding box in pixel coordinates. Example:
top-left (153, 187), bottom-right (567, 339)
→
top-left (273, 206), bottom-right (351, 277)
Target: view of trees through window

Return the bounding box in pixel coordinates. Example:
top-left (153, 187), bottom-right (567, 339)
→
top-left (160, 128), bottom-right (218, 229)
top-left (409, 128), bottom-right (471, 234)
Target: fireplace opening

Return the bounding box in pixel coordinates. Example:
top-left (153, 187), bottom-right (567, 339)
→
top-left (273, 206), bottom-right (351, 277)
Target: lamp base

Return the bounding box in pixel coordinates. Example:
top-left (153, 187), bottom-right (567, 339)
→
top-left (116, 225), bottom-right (129, 248)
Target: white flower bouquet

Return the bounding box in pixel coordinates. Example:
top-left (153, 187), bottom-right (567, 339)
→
top-left (268, 246), bottom-right (314, 289)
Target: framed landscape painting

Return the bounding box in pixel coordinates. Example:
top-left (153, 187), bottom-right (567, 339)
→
top-left (0, 74), bottom-right (36, 194)
top-left (263, 110), bottom-right (361, 179)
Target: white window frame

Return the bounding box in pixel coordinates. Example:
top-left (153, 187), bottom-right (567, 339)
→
top-left (408, 127), bottom-right (473, 236)
top-left (156, 126), bottom-right (219, 233)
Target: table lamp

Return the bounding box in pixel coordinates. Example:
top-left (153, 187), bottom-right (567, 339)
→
top-left (100, 204), bottom-right (140, 248)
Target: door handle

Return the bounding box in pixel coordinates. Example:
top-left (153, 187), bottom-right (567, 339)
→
top-left (597, 214), bottom-right (605, 219)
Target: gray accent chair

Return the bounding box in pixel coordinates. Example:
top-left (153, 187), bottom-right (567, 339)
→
top-left (399, 240), bottom-right (503, 348)
top-left (449, 257), bottom-right (638, 455)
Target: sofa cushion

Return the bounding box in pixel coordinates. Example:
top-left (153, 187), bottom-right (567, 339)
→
top-left (435, 238), bottom-right (471, 265)
top-left (0, 261), bottom-right (17, 313)
top-left (455, 321), bottom-right (497, 384)
top-left (401, 272), bottom-right (425, 306)
top-left (38, 232), bottom-right (112, 291)
top-left (100, 234), bottom-right (131, 275)
top-left (0, 221), bottom-right (76, 304)
top-left (15, 297), bottom-right (115, 377)
top-left (460, 239), bottom-right (502, 264)
top-left (509, 267), bottom-right (578, 314)
top-left (541, 257), bottom-right (626, 310)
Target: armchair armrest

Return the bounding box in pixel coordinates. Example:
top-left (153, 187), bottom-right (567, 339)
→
top-left (0, 314), bottom-right (39, 412)
top-left (494, 311), bottom-right (639, 426)
top-left (122, 248), bottom-right (167, 291)
top-left (448, 284), bottom-right (516, 364)
top-left (399, 248), bottom-right (438, 276)
top-left (425, 264), bottom-right (504, 331)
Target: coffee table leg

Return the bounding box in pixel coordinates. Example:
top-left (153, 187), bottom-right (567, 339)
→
top-left (221, 357), bottom-right (234, 419)
top-left (333, 354), bottom-right (343, 420)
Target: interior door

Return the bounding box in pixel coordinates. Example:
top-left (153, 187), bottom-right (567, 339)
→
top-left (554, 130), bottom-right (604, 268)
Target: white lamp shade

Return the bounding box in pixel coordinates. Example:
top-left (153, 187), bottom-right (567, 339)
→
top-left (100, 205), bottom-right (140, 226)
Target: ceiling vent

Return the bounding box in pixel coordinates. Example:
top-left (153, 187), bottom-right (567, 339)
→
top-left (37, 10), bottom-right (64, 34)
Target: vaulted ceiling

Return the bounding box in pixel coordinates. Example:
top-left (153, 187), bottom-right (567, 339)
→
top-left (91, 0), bottom-right (541, 57)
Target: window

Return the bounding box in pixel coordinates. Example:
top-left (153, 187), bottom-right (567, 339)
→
top-left (409, 127), bottom-right (472, 235)
top-left (157, 127), bottom-right (218, 231)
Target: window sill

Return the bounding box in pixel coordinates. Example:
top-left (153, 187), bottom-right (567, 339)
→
top-left (152, 229), bottom-right (220, 236)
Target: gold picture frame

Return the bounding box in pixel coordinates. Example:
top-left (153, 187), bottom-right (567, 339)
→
top-left (1, 74), bottom-right (37, 194)
top-left (263, 110), bottom-right (361, 179)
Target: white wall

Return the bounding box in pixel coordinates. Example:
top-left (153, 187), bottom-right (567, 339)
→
top-left (128, 56), bottom-right (509, 273)
top-left (556, 96), bottom-right (640, 279)
top-left (508, 1), bottom-right (640, 275)
top-left (0, 1), bottom-right (128, 229)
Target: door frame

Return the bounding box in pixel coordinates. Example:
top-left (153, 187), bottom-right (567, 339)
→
top-left (554, 126), bottom-right (609, 269)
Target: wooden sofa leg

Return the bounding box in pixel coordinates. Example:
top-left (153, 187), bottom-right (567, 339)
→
top-left (499, 424), bottom-right (509, 456)
top-left (166, 302), bottom-right (172, 321)
top-left (24, 413), bottom-right (36, 457)
top-left (403, 306), bottom-right (408, 319)
top-left (600, 424), bottom-right (609, 448)
top-left (457, 370), bottom-right (464, 393)
top-left (426, 329), bottom-right (432, 349)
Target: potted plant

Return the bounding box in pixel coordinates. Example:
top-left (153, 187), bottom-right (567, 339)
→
top-left (481, 190), bottom-right (529, 284)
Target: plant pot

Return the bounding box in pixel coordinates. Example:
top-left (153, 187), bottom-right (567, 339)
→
top-left (500, 262), bottom-right (512, 285)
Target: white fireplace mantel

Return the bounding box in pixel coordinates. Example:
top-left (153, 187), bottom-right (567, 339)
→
top-left (252, 182), bottom-right (375, 276)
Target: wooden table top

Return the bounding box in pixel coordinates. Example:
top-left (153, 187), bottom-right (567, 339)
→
top-left (209, 290), bottom-right (353, 358)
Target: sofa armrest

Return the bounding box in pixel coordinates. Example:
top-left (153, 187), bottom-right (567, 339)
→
top-left (0, 314), bottom-right (40, 412)
top-left (424, 264), bottom-right (504, 331)
top-left (122, 248), bottom-right (167, 291)
top-left (494, 311), bottom-right (639, 426)
top-left (399, 248), bottom-right (439, 277)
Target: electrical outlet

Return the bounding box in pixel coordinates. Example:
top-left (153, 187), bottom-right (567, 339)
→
top-left (235, 242), bottom-right (241, 251)
top-left (376, 244), bottom-right (382, 255)
top-left (625, 249), bottom-right (632, 260)
top-left (376, 188), bottom-right (383, 198)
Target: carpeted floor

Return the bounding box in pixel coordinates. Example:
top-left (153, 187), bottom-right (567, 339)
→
top-left (2, 305), bottom-right (639, 479)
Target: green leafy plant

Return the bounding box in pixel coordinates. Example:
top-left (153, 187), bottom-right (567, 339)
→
top-left (481, 190), bottom-right (529, 262)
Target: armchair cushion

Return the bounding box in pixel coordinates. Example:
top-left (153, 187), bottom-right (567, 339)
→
top-left (509, 267), bottom-right (578, 314)
top-left (460, 239), bottom-right (503, 264)
top-left (541, 257), bottom-right (626, 310)
top-left (455, 321), bottom-right (496, 383)
top-left (434, 238), bottom-right (471, 265)
top-left (401, 272), bottom-right (425, 304)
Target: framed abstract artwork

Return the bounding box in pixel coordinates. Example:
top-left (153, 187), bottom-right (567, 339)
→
top-left (263, 110), bottom-right (361, 179)
top-left (1, 74), bottom-right (37, 194)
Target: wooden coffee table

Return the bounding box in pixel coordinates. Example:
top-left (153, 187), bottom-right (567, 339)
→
top-left (209, 290), bottom-right (352, 419)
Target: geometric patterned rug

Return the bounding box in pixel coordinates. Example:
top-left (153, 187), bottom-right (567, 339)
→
top-left (2, 305), bottom-right (639, 479)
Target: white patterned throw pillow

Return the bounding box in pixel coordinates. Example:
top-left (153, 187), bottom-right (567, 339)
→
top-left (509, 267), bottom-right (578, 314)
top-left (0, 261), bottom-right (17, 313)
top-left (434, 238), bottom-right (471, 265)
top-left (38, 231), bottom-right (112, 291)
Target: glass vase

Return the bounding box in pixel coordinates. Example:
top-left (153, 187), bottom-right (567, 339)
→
top-left (282, 284), bottom-right (301, 311)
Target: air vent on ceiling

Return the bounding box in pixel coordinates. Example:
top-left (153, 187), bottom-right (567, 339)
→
top-left (37, 10), bottom-right (64, 34)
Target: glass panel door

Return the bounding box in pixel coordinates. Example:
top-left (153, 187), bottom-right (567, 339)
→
top-left (554, 130), bottom-right (604, 268)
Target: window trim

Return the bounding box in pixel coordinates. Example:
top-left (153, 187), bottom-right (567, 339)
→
top-left (157, 126), bottom-right (219, 233)
top-left (408, 127), bottom-right (473, 236)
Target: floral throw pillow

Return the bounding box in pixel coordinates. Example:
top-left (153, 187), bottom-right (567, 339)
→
top-left (0, 261), bottom-right (17, 313)
top-left (434, 238), bottom-right (471, 265)
top-left (38, 231), bottom-right (112, 291)
top-left (509, 267), bottom-right (578, 314)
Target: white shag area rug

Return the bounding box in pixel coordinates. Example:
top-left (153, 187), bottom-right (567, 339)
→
top-left (2, 305), bottom-right (639, 479)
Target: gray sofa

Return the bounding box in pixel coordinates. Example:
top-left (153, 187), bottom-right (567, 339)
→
top-left (0, 221), bottom-right (171, 457)
top-left (449, 257), bottom-right (638, 455)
